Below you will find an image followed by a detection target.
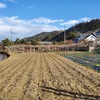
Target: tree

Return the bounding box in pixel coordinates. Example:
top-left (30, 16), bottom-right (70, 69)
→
top-left (20, 39), bottom-right (27, 44)
top-left (53, 40), bottom-right (57, 45)
top-left (14, 38), bottom-right (20, 45)
top-left (94, 44), bottom-right (100, 54)
top-left (2, 38), bottom-right (13, 46)
top-left (31, 40), bottom-right (40, 45)
top-left (67, 32), bottom-right (77, 40)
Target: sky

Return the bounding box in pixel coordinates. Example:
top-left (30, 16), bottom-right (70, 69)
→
top-left (0, 0), bottom-right (100, 41)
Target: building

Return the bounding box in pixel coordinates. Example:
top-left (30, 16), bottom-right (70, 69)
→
top-left (84, 33), bottom-right (97, 42)
top-left (38, 41), bottom-right (53, 45)
top-left (75, 33), bottom-right (98, 43)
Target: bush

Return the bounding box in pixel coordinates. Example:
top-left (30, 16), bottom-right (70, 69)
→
top-left (31, 40), bottom-right (40, 45)
top-left (2, 38), bottom-right (13, 46)
top-left (94, 45), bottom-right (100, 54)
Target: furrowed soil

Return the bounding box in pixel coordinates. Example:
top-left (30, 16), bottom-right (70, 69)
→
top-left (0, 53), bottom-right (100, 100)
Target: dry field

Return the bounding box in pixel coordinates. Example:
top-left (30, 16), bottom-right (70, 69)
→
top-left (0, 53), bottom-right (100, 100)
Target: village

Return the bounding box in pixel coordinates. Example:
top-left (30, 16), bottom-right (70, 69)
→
top-left (0, 31), bottom-right (99, 54)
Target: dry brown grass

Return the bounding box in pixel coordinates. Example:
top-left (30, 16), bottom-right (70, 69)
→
top-left (0, 52), bottom-right (100, 100)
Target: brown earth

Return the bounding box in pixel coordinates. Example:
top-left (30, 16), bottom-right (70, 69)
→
top-left (0, 53), bottom-right (100, 100)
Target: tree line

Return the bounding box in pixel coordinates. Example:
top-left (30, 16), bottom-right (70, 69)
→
top-left (1, 38), bottom-right (40, 46)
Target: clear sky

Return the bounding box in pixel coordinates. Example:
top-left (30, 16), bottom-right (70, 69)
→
top-left (0, 0), bottom-right (100, 40)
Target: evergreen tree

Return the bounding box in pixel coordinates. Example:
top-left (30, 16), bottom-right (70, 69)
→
top-left (2, 38), bottom-right (13, 46)
top-left (14, 38), bottom-right (20, 45)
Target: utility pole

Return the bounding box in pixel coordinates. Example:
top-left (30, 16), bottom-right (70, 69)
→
top-left (64, 25), bottom-right (66, 45)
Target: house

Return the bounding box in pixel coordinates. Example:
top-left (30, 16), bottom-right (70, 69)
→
top-left (38, 41), bottom-right (53, 45)
top-left (84, 33), bottom-right (97, 42)
top-left (74, 33), bottom-right (97, 43)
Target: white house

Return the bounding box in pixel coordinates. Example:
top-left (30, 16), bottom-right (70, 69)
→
top-left (84, 33), bottom-right (97, 41)
top-left (75, 33), bottom-right (97, 43)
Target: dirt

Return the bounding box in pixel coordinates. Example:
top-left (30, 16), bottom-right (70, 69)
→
top-left (0, 53), bottom-right (100, 100)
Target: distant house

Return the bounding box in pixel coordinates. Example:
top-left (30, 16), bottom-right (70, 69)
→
top-left (84, 33), bottom-right (97, 42)
top-left (38, 41), bottom-right (53, 45)
top-left (74, 33), bottom-right (97, 43)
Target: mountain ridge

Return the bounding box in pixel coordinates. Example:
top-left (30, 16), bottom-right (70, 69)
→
top-left (23, 19), bottom-right (100, 42)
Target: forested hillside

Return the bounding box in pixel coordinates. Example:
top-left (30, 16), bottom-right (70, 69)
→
top-left (23, 19), bottom-right (100, 42)
top-left (52, 19), bottom-right (100, 41)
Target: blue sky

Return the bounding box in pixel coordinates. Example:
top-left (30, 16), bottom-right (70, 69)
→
top-left (0, 0), bottom-right (100, 40)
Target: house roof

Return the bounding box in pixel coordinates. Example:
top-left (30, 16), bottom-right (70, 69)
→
top-left (81, 33), bottom-right (90, 39)
top-left (81, 33), bottom-right (97, 39)
top-left (74, 32), bottom-right (99, 43)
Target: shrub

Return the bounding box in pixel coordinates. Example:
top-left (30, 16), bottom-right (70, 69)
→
top-left (93, 44), bottom-right (100, 54)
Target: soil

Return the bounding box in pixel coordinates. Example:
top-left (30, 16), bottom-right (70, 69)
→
top-left (0, 53), bottom-right (100, 100)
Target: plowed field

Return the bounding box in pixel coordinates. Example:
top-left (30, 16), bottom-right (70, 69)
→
top-left (0, 53), bottom-right (100, 100)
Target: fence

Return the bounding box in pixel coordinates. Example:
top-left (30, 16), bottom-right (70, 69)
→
top-left (8, 43), bottom-right (91, 53)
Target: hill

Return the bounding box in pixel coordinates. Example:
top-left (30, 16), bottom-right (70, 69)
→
top-left (52, 19), bottom-right (100, 41)
top-left (23, 31), bottom-right (62, 42)
top-left (23, 19), bottom-right (100, 42)
top-left (42, 31), bottom-right (62, 41)
top-left (23, 32), bottom-right (49, 41)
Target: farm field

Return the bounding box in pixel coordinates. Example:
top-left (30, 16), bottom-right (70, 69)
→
top-left (0, 53), bottom-right (100, 100)
top-left (60, 52), bottom-right (100, 72)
